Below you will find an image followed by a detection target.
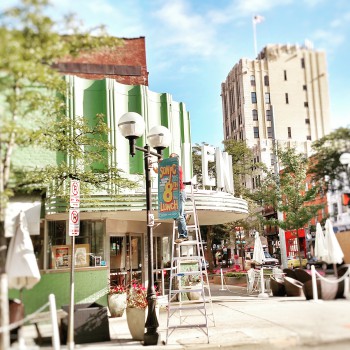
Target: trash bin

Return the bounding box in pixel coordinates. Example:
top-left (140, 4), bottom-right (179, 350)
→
top-left (61, 302), bottom-right (110, 344)
top-left (9, 299), bottom-right (25, 344)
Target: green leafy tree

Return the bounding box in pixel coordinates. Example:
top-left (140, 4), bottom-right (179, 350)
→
top-left (308, 127), bottom-right (350, 192)
top-left (252, 148), bottom-right (324, 267)
top-left (0, 0), bottom-right (131, 270)
top-left (192, 140), bottom-right (261, 268)
top-left (223, 139), bottom-right (265, 197)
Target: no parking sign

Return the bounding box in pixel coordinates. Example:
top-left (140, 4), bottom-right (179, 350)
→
top-left (69, 208), bottom-right (80, 236)
top-left (70, 179), bottom-right (80, 208)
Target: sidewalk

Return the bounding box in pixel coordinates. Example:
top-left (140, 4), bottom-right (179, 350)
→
top-left (17, 284), bottom-right (350, 349)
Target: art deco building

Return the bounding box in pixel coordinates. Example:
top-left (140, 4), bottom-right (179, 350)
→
top-left (221, 42), bottom-right (331, 190)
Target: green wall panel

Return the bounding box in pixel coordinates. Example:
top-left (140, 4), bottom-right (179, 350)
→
top-left (9, 268), bottom-right (109, 316)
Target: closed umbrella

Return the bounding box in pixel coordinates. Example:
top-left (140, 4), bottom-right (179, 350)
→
top-left (252, 232), bottom-right (265, 265)
top-left (314, 222), bottom-right (327, 261)
top-left (5, 211), bottom-right (41, 294)
top-left (323, 219), bottom-right (344, 265)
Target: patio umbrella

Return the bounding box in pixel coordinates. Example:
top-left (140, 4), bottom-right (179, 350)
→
top-left (323, 219), bottom-right (344, 266)
top-left (252, 232), bottom-right (265, 265)
top-left (314, 222), bottom-right (327, 261)
top-left (5, 211), bottom-right (41, 295)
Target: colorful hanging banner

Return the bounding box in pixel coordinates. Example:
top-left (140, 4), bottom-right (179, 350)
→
top-left (158, 157), bottom-right (180, 219)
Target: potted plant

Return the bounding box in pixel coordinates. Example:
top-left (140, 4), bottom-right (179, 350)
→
top-left (125, 281), bottom-right (148, 341)
top-left (107, 284), bottom-right (127, 317)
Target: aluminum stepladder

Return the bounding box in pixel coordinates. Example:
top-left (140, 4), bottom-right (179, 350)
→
top-left (165, 180), bottom-right (215, 344)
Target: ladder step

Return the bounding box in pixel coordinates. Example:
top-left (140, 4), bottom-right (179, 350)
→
top-left (169, 288), bottom-right (204, 293)
top-left (174, 239), bottom-right (198, 245)
top-left (175, 271), bottom-right (202, 276)
top-left (167, 324), bottom-right (208, 330)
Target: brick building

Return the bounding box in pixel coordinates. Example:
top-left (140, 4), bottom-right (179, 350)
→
top-left (53, 36), bottom-right (148, 85)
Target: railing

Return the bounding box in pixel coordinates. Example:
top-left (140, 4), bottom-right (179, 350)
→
top-left (0, 294), bottom-right (61, 350)
top-left (311, 264), bottom-right (350, 301)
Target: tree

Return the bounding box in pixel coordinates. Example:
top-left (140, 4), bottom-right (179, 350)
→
top-left (308, 127), bottom-right (350, 192)
top-left (192, 140), bottom-right (262, 269)
top-left (252, 148), bottom-right (324, 267)
top-left (0, 2), bottom-right (135, 346)
top-left (0, 0), bottom-right (132, 266)
top-left (223, 139), bottom-right (265, 197)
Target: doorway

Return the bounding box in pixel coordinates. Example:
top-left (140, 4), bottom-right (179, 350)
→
top-left (109, 234), bottom-right (142, 287)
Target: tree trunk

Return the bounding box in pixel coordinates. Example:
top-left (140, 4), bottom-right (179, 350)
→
top-left (206, 226), bottom-right (214, 271)
top-left (296, 231), bottom-right (303, 268)
top-left (0, 221), bottom-right (10, 350)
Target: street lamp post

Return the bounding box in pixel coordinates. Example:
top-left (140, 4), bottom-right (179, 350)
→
top-left (118, 112), bottom-right (171, 345)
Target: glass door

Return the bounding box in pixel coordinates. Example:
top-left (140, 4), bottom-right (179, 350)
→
top-left (109, 236), bottom-right (127, 286)
top-left (127, 234), bottom-right (142, 284)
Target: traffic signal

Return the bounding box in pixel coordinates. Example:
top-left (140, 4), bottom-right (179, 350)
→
top-left (342, 193), bottom-right (350, 206)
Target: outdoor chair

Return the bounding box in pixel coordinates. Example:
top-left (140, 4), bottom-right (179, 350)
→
top-left (284, 276), bottom-right (304, 297)
top-left (283, 268), bottom-right (297, 279)
top-left (270, 276), bottom-right (286, 296)
top-left (9, 299), bottom-right (24, 344)
top-left (294, 268), bottom-right (312, 284)
top-left (303, 278), bottom-right (338, 300)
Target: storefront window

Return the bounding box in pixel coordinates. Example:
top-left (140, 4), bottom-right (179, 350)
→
top-left (47, 220), bottom-right (105, 269)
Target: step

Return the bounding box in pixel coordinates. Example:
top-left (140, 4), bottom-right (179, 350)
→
top-left (174, 271), bottom-right (202, 276)
top-left (174, 239), bottom-right (198, 245)
top-left (168, 304), bottom-right (206, 312)
top-left (173, 256), bottom-right (202, 261)
top-left (167, 324), bottom-right (208, 329)
top-left (169, 288), bottom-right (205, 294)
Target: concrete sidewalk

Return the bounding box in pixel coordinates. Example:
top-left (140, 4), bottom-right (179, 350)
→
top-left (16, 284), bottom-right (350, 349)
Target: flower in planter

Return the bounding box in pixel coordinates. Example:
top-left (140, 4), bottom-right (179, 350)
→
top-left (108, 284), bottom-right (127, 295)
top-left (127, 282), bottom-right (148, 309)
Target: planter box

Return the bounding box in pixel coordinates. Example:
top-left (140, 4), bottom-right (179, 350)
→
top-left (61, 302), bottom-right (110, 344)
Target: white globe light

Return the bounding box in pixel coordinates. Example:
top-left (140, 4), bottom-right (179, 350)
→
top-left (118, 112), bottom-right (145, 138)
top-left (147, 125), bottom-right (171, 149)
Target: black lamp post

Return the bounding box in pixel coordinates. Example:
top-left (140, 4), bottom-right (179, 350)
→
top-left (118, 112), bottom-right (171, 345)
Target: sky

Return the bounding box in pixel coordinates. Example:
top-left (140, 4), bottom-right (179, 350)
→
top-left (4, 0), bottom-right (350, 148)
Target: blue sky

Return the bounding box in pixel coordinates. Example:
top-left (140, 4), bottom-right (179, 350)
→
top-left (4, 0), bottom-right (350, 147)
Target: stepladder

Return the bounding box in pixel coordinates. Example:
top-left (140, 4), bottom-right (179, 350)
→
top-left (166, 181), bottom-right (214, 344)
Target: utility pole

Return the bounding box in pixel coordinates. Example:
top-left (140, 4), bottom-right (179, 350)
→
top-left (271, 106), bottom-right (288, 269)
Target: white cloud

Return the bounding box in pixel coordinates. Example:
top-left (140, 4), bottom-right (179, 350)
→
top-left (50, 0), bottom-right (144, 37)
top-left (151, 0), bottom-right (220, 57)
top-left (302, 0), bottom-right (326, 7)
top-left (313, 29), bottom-right (345, 51)
top-left (312, 10), bottom-right (350, 51)
top-left (235, 0), bottom-right (293, 15)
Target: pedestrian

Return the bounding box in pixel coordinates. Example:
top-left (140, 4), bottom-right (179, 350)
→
top-left (215, 251), bottom-right (222, 267)
top-left (170, 153), bottom-right (189, 243)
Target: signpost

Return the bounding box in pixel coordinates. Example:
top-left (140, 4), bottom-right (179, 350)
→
top-left (68, 179), bottom-right (80, 350)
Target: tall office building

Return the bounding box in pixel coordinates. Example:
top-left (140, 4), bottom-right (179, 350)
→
top-left (221, 42), bottom-right (331, 190)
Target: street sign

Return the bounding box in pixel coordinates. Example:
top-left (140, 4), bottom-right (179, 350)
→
top-left (70, 179), bottom-right (80, 208)
top-left (69, 209), bottom-right (80, 236)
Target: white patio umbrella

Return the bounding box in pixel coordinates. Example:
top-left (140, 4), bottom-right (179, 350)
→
top-left (314, 222), bottom-right (327, 261)
top-left (252, 232), bottom-right (265, 265)
top-left (5, 211), bottom-right (41, 294)
top-left (323, 219), bottom-right (344, 266)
